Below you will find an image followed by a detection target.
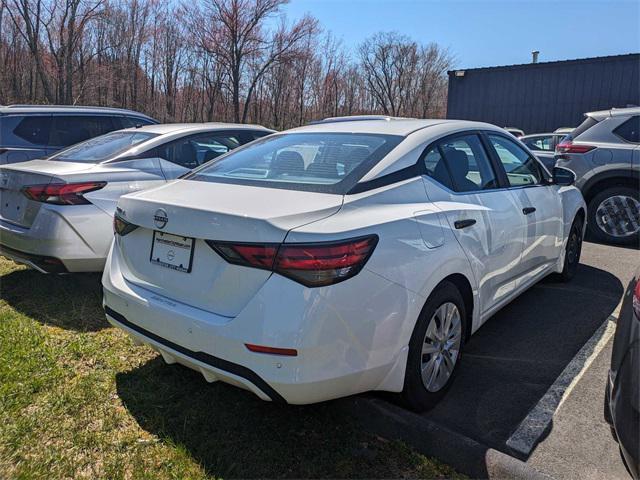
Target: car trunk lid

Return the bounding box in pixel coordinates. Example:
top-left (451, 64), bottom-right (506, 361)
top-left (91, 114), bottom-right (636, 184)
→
top-left (115, 180), bottom-right (343, 316)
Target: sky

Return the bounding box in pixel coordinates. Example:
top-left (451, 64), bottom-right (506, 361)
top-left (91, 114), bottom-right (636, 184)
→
top-left (282, 0), bottom-right (640, 69)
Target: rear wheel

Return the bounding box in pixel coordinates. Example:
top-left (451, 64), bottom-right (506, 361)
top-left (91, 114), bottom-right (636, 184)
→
top-left (588, 186), bottom-right (640, 246)
top-left (402, 281), bottom-right (467, 412)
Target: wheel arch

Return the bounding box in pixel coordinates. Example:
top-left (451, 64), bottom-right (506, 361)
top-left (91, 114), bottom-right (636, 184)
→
top-left (582, 169), bottom-right (639, 204)
top-left (435, 273), bottom-right (474, 343)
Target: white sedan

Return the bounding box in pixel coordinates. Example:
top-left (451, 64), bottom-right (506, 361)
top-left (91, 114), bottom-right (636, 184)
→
top-left (103, 116), bottom-right (586, 410)
top-left (0, 123), bottom-right (272, 272)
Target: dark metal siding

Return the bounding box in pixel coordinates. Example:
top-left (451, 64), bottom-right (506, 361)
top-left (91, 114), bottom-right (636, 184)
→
top-left (446, 54), bottom-right (640, 134)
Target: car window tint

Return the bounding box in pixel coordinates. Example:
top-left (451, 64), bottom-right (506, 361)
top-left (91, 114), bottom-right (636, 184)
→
top-left (50, 115), bottom-right (117, 147)
top-left (438, 134), bottom-right (497, 192)
top-left (614, 116), bottom-right (640, 143)
top-left (12, 115), bottom-right (51, 146)
top-left (488, 134), bottom-right (543, 187)
top-left (422, 147), bottom-right (454, 190)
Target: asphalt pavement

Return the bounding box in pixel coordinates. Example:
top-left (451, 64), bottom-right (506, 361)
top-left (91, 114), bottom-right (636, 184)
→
top-left (359, 240), bottom-right (639, 479)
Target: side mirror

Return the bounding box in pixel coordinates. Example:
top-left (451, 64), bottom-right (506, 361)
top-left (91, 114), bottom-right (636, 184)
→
top-left (552, 166), bottom-right (575, 186)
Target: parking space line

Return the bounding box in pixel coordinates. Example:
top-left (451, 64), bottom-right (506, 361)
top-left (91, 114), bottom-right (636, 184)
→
top-left (505, 306), bottom-right (620, 457)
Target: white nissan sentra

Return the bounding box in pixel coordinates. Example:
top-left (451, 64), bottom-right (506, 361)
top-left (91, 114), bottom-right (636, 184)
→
top-left (103, 116), bottom-right (586, 410)
top-left (0, 123), bottom-right (272, 272)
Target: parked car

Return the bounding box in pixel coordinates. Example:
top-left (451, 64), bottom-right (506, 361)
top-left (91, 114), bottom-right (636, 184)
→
top-left (555, 106), bottom-right (640, 245)
top-left (0, 105), bottom-right (157, 164)
top-left (102, 116), bottom-right (585, 410)
top-left (504, 127), bottom-right (525, 138)
top-left (605, 265), bottom-right (640, 479)
top-left (521, 132), bottom-right (568, 170)
top-left (0, 123), bottom-right (273, 273)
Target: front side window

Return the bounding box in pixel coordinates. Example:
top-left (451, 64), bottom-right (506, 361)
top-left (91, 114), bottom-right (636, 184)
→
top-left (613, 116), bottom-right (640, 143)
top-left (186, 132), bottom-right (403, 194)
top-left (488, 134), bottom-right (543, 187)
top-left (121, 116), bottom-right (155, 128)
top-left (50, 115), bottom-right (118, 147)
top-left (437, 134), bottom-right (498, 192)
top-left (49, 131), bottom-right (157, 163)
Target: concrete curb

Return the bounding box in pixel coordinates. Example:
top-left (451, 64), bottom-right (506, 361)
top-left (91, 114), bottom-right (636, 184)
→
top-left (340, 396), bottom-right (554, 480)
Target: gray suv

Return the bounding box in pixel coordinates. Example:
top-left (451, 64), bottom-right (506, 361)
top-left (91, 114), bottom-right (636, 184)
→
top-left (0, 105), bottom-right (156, 164)
top-left (555, 106), bottom-right (639, 245)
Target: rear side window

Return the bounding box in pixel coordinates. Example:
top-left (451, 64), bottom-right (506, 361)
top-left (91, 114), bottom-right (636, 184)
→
top-left (438, 134), bottom-right (498, 192)
top-left (157, 132), bottom-right (246, 169)
top-left (186, 132), bottom-right (403, 194)
top-left (571, 116), bottom-right (599, 140)
top-left (613, 116), bottom-right (640, 143)
top-left (12, 116), bottom-right (51, 146)
top-left (422, 147), bottom-right (454, 190)
top-left (50, 115), bottom-right (118, 147)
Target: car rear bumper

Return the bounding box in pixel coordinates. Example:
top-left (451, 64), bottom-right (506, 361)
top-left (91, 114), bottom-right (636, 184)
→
top-left (0, 204), bottom-right (112, 272)
top-left (102, 242), bottom-right (419, 404)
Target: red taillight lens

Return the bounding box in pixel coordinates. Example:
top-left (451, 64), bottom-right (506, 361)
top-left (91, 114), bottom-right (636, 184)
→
top-left (22, 182), bottom-right (106, 205)
top-left (207, 235), bottom-right (378, 287)
top-left (555, 140), bottom-right (596, 154)
top-left (633, 279), bottom-right (640, 319)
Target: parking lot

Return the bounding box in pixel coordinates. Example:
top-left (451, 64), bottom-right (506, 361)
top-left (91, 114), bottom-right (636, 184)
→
top-left (355, 239), bottom-right (638, 479)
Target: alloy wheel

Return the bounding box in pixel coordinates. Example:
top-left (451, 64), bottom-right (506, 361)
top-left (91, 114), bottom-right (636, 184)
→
top-left (595, 195), bottom-right (640, 238)
top-left (421, 302), bottom-right (462, 392)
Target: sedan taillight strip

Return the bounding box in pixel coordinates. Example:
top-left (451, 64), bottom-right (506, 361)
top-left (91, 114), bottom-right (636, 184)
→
top-left (22, 181), bottom-right (107, 205)
top-left (206, 235), bottom-right (378, 287)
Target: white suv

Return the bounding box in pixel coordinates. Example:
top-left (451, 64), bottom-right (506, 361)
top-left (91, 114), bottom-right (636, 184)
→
top-left (103, 116), bottom-right (585, 410)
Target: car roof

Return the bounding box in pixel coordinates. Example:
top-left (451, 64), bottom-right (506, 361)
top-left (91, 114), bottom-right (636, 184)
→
top-left (121, 122), bottom-right (274, 135)
top-left (285, 116), bottom-right (496, 136)
top-left (586, 105), bottom-right (640, 120)
top-left (0, 104), bottom-right (155, 119)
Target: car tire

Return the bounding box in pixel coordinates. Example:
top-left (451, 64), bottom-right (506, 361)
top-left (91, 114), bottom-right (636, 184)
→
top-left (402, 281), bottom-right (467, 412)
top-left (552, 215), bottom-right (584, 283)
top-left (587, 186), bottom-right (640, 246)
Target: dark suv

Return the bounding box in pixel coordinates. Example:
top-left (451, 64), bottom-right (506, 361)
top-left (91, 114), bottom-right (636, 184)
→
top-left (555, 106), bottom-right (639, 245)
top-left (0, 105), bottom-right (156, 164)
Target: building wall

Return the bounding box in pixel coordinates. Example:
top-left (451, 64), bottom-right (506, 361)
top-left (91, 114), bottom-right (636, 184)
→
top-left (446, 54), bottom-right (640, 134)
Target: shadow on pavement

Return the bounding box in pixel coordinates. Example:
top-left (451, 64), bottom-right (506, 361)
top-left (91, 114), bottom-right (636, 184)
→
top-left (0, 267), bottom-right (107, 332)
top-left (421, 263), bottom-right (623, 454)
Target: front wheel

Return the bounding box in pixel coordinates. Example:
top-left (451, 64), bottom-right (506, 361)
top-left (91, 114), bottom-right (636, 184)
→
top-left (402, 281), bottom-right (467, 412)
top-left (588, 186), bottom-right (640, 246)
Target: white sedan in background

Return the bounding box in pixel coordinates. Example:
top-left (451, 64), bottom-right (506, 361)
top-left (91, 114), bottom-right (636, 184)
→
top-left (103, 116), bottom-right (585, 411)
top-left (0, 123), bottom-right (273, 272)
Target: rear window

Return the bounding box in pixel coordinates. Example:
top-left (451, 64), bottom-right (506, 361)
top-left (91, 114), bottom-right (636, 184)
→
top-left (49, 131), bottom-right (157, 163)
top-left (570, 116), bottom-right (599, 140)
top-left (186, 132), bottom-right (403, 194)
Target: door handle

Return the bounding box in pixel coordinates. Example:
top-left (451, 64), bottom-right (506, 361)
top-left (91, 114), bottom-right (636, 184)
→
top-left (522, 207), bottom-right (536, 215)
top-left (454, 219), bottom-right (476, 229)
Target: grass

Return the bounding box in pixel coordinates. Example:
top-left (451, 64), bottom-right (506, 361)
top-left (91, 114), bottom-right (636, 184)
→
top-left (0, 257), bottom-right (462, 479)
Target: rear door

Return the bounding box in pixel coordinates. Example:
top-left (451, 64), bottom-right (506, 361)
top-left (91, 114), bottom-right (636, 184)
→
top-left (421, 133), bottom-right (526, 316)
top-left (485, 132), bottom-right (563, 281)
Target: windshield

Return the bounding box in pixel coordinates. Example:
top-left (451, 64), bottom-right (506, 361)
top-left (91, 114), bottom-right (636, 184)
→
top-left (185, 132), bottom-right (403, 194)
top-left (49, 131), bottom-right (158, 163)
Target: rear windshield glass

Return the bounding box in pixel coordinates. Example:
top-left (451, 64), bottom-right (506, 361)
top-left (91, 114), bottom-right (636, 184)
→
top-left (49, 131), bottom-right (157, 163)
top-left (185, 132), bottom-right (403, 194)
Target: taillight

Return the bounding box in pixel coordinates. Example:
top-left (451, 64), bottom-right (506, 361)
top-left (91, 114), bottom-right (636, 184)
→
top-left (113, 212), bottom-right (138, 236)
top-left (22, 182), bottom-right (106, 205)
top-left (555, 140), bottom-right (596, 154)
top-left (633, 279), bottom-right (640, 319)
top-left (207, 235), bottom-right (378, 287)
